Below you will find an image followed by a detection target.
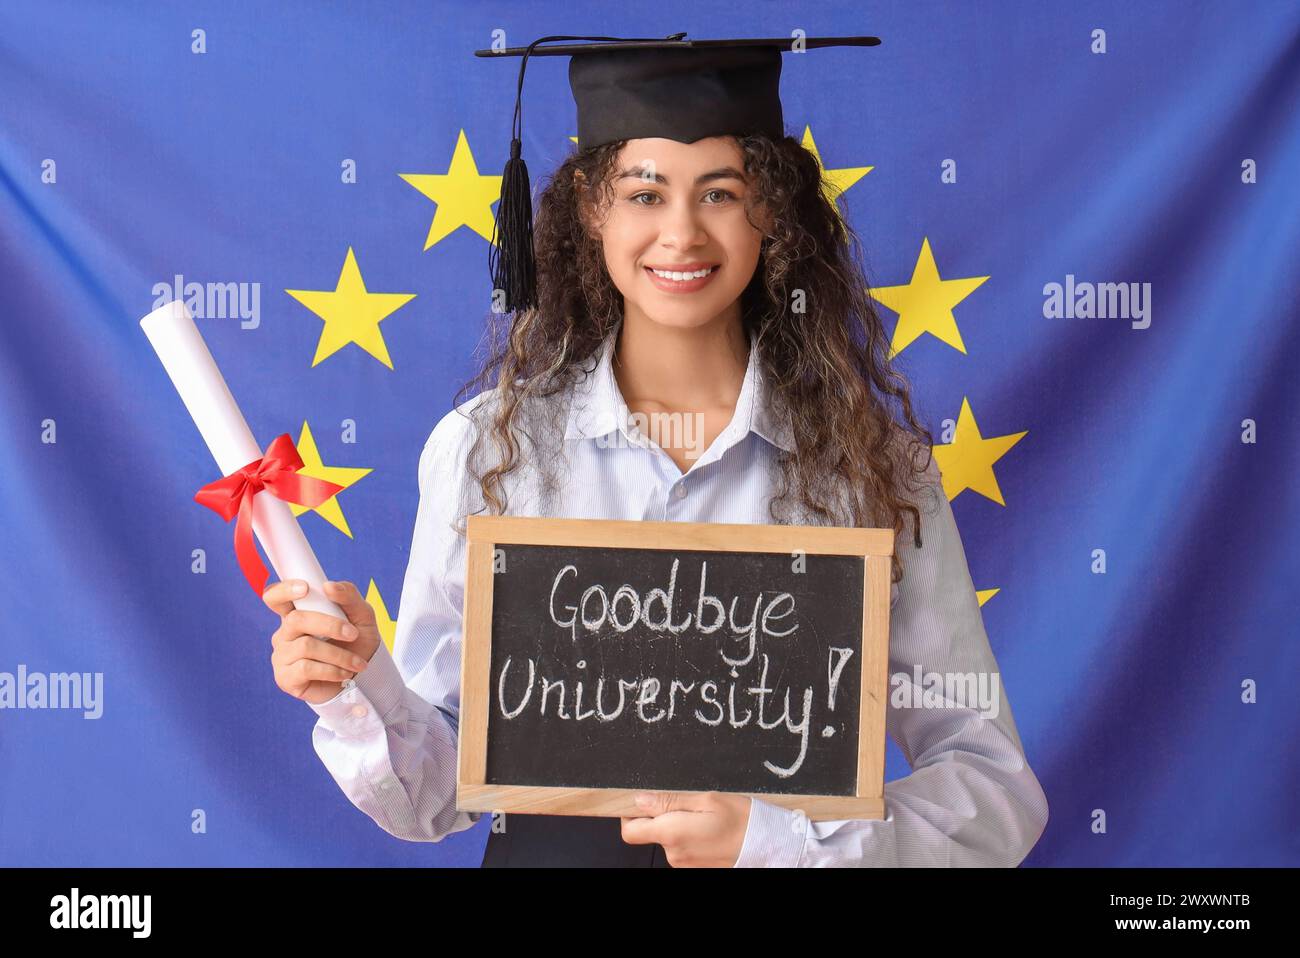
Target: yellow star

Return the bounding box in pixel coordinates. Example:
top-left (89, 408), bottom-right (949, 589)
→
top-left (801, 125), bottom-right (873, 215)
top-left (286, 421), bottom-right (373, 538)
top-left (364, 579), bottom-right (397, 653)
top-left (871, 238), bottom-right (990, 358)
top-left (399, 129), bottom-right (503, 249)
top-left (976, 588), bottom-right (1000, 608)
top-left (931, 398), bottom-right (1027, 505)
top-left (285, 247), bottom-right (415, 369)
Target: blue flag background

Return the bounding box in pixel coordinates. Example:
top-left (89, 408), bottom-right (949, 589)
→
top-left (2, 1), bottom-right (1297, 867)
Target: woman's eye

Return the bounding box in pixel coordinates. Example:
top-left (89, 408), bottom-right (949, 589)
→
top-left (629, 189), bottom-right (736, 206)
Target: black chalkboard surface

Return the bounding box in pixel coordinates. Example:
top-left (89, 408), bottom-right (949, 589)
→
top-left (457, 517), bottom-right (893, 822)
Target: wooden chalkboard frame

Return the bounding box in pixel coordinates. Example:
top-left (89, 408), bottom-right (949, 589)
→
top-left (456, 515), bottom-right (893, 822)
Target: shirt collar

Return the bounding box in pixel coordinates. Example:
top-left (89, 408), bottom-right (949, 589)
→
top-left (564, 323), bottom-right (796, 455)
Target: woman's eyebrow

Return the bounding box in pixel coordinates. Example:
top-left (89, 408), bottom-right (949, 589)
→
top-left (615, 165), bottom-right (747, 186)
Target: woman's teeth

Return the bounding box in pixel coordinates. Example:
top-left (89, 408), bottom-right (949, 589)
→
top-left (649, 266), bottom-right (717, 281)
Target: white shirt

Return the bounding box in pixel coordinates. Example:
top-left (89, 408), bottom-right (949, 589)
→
top-left (308, 320), bottom-right (1050, 867)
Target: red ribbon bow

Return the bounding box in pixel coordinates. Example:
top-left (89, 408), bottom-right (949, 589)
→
top-left (194, 433), bottom-right (345, 596)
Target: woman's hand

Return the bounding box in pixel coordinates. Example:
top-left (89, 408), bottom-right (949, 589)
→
top-left (263, 579), bottom-right (381, 705)
top-left (620, 791), bottom-right (752, 867)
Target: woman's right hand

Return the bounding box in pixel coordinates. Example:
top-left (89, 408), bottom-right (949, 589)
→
top-left (264, 579), bottom-right (381, 705)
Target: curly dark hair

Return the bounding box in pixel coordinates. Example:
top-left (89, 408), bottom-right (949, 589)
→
top-left (451, 132), bottom-right (936, 585)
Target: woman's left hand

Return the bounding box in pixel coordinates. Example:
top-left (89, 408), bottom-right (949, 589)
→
top-left (620, 791), bottom-right (751, 867)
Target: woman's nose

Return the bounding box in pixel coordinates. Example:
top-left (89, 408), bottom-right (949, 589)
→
top-left (658, 199), bottom-right (708, 249)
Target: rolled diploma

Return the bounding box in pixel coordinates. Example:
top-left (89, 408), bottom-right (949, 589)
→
top-left (140, 299), bottom-right (345, 624)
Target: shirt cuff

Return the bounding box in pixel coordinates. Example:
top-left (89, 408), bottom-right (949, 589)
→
top-left (308, 641), bottom-right (407, 736)
top-left (732, 797), bottom-right (808, 867)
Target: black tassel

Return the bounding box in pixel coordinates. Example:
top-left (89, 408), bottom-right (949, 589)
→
top-left (490, 136), bottom-right (537, 313)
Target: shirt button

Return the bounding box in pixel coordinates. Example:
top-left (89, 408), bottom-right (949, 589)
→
top-left (674, 484), bottom-right (687, 499)
top-left (349, 704), bottom-right (368, 718)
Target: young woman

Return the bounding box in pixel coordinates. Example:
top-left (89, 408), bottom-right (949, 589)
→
top-left (261, 125), bottom-right (1049, 867)
top-left (261, 27), bottom-right (1045, 857)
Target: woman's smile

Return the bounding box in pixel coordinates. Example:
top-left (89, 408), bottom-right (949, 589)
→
top-left (643, 263), bottom-right (721, 294)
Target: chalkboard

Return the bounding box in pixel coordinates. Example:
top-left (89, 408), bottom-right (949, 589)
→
top-left (457, 516), bottom-right (893, 822)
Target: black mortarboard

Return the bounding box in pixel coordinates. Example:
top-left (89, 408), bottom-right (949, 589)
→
top-left (474, 33), bottom-right (881, 312)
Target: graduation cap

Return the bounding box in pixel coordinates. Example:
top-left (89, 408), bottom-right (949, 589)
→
top-left (474, 32), bottom-right (881, 312)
